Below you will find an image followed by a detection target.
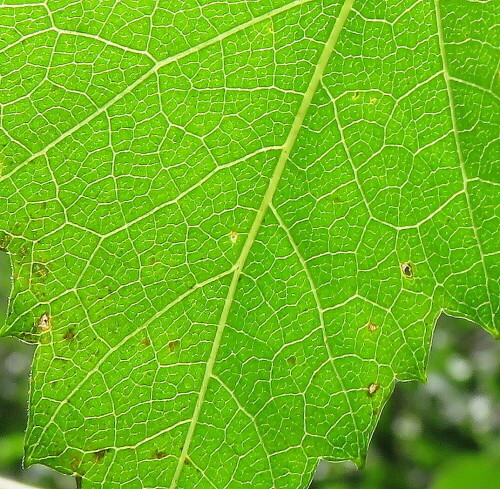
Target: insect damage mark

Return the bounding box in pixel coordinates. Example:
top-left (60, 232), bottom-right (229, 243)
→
top-left (38, 313), bottom-right (51, 332)
top-left (93, 448), bottom-right (110, 463)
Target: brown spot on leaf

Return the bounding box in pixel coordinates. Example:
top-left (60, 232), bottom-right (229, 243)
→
top-left (154, 450), bottom-right (167, 459)
top-left (287, 356), bottom-right (296, 365)
top-left (367, 322), bottom-right (377, 333)
top-left (64, 329), bottom-right (75, 341)
top-left (168, 340), bottom-right (179, 353)
top-left (141, 337), bottom-right (151, 347)
top-left (93, 449), bottom-right (109, 463)
top-left (32, 262), bottom-right (49, 280)
top-left (70, 455), bottom-right (82, 472)
top-left (19, 244), bottom-right (29, 258)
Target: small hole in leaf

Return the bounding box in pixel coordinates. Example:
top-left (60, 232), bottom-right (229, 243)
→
top-left (401, 262), bottom-right (413, 278)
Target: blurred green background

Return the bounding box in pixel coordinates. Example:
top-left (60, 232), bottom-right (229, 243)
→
top-left (0, 252), bottom-right (498, 489)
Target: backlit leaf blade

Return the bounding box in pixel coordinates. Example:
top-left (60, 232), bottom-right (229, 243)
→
top-left (0, 0), bottom-right (498, 488)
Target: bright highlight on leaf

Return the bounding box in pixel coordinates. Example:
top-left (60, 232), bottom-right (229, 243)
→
top-left (0, 0), bottom-right (498, 488)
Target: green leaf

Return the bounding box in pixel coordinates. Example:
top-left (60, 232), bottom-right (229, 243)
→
top-left (0, 0), bottom-right (498, 488)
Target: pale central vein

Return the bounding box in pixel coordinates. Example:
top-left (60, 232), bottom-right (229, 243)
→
top-left (169, 1), bottom-right (356, 486)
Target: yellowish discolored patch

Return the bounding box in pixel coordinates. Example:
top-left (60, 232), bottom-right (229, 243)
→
top-left (230, 230), bottom-right (238, 244)
top-left (367, 383), bottom-right (379, 397)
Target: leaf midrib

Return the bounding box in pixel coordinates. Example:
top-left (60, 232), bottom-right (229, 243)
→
top-left (23, 0), bottom-right (319, 457)
top-left (169, 1), bottom-right (356, 486)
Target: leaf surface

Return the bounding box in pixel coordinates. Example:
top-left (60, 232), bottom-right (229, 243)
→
top-left (0, 0), bottom-right (498, 488)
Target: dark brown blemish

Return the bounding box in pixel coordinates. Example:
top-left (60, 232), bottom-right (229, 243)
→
top-left (367, 383), bottom-right (380, 397)
top-left (93, 449), bottom-right (109, 463)
top-left (76, 476), bottom-right (82, 489)
top-left (64, 329), bottom-right (76, 341)
top-left (141, 337), bottom-right (151, 347)
top-left (154, 450), bottom-right (167, 459)
top-left (401, 262), bottom-right (413, 278)
top-left (287, 356), bottom-right (297, 365)
top-left (168, 340), bottom-right (179, 353)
